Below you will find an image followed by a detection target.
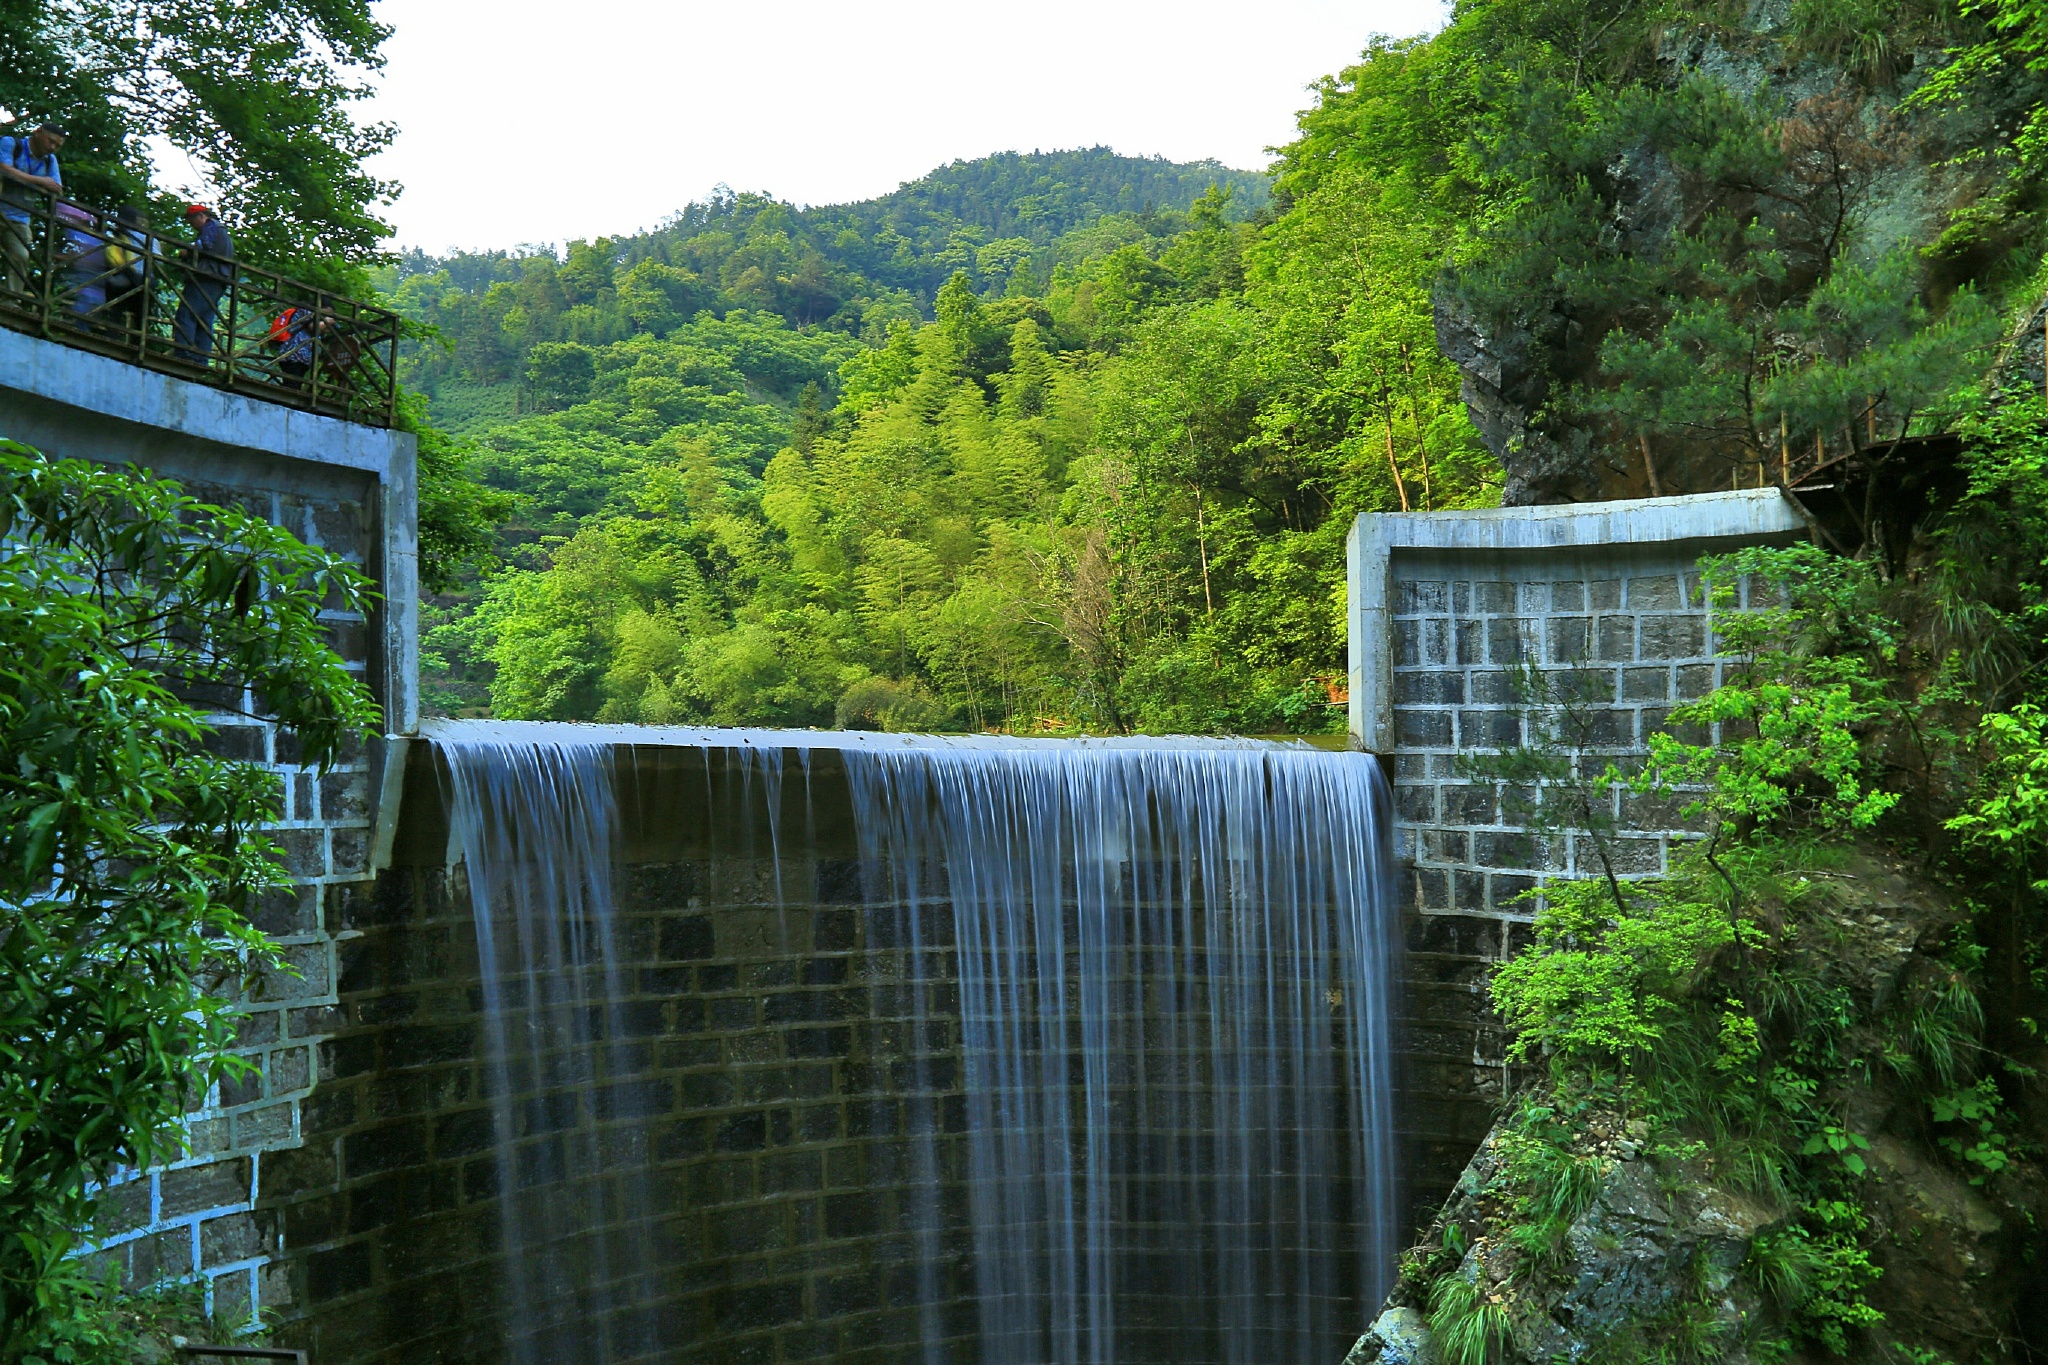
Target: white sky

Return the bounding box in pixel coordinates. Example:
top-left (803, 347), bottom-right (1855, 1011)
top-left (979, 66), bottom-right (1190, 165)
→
top-left (361, 0), bottom-right (1448, 255)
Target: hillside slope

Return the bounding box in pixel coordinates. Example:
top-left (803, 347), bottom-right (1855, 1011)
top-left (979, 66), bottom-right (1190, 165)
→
top-left (385, 146), bottom-right (1268, 395)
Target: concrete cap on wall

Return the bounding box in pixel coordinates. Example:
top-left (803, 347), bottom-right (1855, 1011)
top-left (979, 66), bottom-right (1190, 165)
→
top-left (1346, 488), bottom-right (1811, 749)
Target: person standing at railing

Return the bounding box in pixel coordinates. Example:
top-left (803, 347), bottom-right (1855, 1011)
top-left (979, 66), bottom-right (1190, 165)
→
top-left (173, 202), bottom-right (234, 363)
top-left (269, 302), bottom-right (317, 389)
top-left (103, 206), bottom-right (154, 342)
top-left (54, 200), bottom-right (107, 321)
top-left (0, 123), bottom-right (65, 296)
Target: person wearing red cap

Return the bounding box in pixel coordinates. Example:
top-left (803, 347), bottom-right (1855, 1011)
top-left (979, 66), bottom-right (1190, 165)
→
top-left (173, 202), bottom-right (234, 363)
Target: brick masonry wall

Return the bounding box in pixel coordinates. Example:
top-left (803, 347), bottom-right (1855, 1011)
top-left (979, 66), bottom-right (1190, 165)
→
top-left (1378, 536), bottom-right (1776, 1222)
top-left (252, 744), bottom-right (1377, 1365)
top-left (253, 747), bottom-right (975, 1365)
top-left (1389, 551), bottom-right (1727, 918)
top-left (265, 852), bottom-right (984, 1365)
top-left (83, 475), bottom-right (385, 1327)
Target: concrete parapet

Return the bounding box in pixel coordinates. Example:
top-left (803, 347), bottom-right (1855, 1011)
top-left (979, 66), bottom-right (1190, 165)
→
top-left (0, 326), bottom-right (417, 736)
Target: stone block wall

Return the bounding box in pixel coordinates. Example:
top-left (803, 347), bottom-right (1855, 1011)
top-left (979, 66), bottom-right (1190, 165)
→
top-left (252, 743), bottom-right (1377, 1365)
top-left (0, 329), bottom-right (418, 1327)
top-left (1347, 490), bottom-right (1808, 1221)
top-left (245, 744), bottom-right (983, 1365)
top-left (85, 484), bottom-right (381, 1323)
top-left (1387, 558), bottom-right (1726, 916)
top-left (266, 850), bottom-right (979, 1365)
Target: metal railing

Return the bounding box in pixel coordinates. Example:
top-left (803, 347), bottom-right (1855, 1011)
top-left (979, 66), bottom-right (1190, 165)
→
top-left (0, 189), bottom-right (399, 428)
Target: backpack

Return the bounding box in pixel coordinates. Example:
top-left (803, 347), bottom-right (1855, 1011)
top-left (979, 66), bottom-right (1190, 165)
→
top-left (267, 307), bottom-right (307, 345)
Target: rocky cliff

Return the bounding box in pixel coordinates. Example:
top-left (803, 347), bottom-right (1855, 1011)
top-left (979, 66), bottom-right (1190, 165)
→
top-left (1349, 848), bottom-right (2048, 1363)
top-left (1439, 14), bottom-right (2036, 505)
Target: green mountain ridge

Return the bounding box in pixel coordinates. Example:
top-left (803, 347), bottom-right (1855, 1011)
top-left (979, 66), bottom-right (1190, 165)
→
top-left (387, 147), bottom-right (1269, 357)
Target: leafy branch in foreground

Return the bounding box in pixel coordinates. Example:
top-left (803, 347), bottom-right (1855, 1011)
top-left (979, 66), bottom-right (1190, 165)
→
top-left (0, 442), bottom-right (376, 1361)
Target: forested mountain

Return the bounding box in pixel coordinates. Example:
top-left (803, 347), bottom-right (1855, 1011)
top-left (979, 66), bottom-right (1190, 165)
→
top-left (393, 133), bottom-right (1489, 731)
top-left (383, 148), bottom-right (1266, 389)
top-left (393, 144), bottom-right (1488, 734)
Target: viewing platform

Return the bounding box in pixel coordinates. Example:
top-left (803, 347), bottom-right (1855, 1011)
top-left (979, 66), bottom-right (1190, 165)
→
top-left (0, 189), bottom-right (401, 428)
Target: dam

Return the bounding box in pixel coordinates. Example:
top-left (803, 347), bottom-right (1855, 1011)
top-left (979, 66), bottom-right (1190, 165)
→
top-left (294, 723), bottom-right (1401, 1364)
top-left (1, 309), bottom-right (1811, 1362)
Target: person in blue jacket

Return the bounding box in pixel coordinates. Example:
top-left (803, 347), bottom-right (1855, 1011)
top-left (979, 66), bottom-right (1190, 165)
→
top-left (0, 123), bottom-right (65, 296)
top-left (173, 202), bottom-right (234, 363)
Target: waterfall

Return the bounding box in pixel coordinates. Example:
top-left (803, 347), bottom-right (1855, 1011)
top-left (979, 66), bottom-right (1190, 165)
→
top-left (426, 721), bottom-right (1400, 1365)
top-left (436, 729), bottom-right (661, 1365)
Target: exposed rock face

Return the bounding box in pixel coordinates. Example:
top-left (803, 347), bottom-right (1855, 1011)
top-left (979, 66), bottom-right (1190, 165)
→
top-left (1347, 1128), bottom-right (1783, 1365)
top-left (1433, 296), bottom-right (1596, 507)
top-left (1345, 1307), bottom-right (1433, 1365)
top-left (1347, 848), bottom-right (2048, 1363)
top-left (1437, 23), bottom-right (2025, 504)
top-left (1992, 296), bottom-right (2048, 404)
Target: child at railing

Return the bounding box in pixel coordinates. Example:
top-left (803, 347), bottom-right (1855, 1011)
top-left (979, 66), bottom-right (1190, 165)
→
top-left (269, 304), bottom-right (366, 398)
top-left (102, 206), bottom-right (154, 341)
top-left (55, 200), bottom-right (106, 317)
top-left (270, 303), bottom-right (318, 388)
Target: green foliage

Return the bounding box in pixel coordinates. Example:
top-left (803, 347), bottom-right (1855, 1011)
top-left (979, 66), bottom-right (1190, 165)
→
top-left (1591, 238), bottom-right (1997, 484)
top-left (384, 151), bottom-right (1266, 382)
top-left (402, 0), bottom-right (2048, 733)
top-left (1907, 0), bottom-right (2048, 218)
top-left (22, 1271), bottom-right (265, 1365)
top-left (1894, 1348), bottom-right (1960, 1365)
top-left (1797, 1201), bottom-right (1888, 1353)
top-left (409, 138), bottom-right (1497, 733)
top-left (1642, 545), bottom-right (1902, 834)
top-left (1925, 398), bottom-right (2048, 701)
top-left (1289, 0), bottom-right (2017, 498)
top-left (1929, 1077), bottom-right (2015, 1180)
top-left (397, 390), bottom-right (517, 595)
top-left (1428, 1272), bottom-right (1513, 1365)
top-left (1746, 1226), bottom-right (1825, 1309)
top-left (835, 675), bottom-right (945, 732)
top-left (1498, 1099), bottom-right (1611, 1276)
top-left (0, 0), bottom-right (396, 278)
top-left (0, 443), bottom-right (375, 1357)
top-left (1947, 703), bottom-right (2048, 883)
top-left (1484, 868), bottom-right (1893, 1354)
top-left (1491, 875), bottom-right (1739, 1063)
top-left (1440, 544), bottom-right (2048, 1357)
top-left (1742, 1218), bottom-right (1885, 1357)
top-left (1799, 1124), bottom-right (1873, 1177)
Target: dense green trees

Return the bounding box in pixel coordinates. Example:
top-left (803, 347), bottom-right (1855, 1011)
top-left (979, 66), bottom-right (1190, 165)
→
top-left (0, 0), bottom-right (396, 279)
top-left (404, 143), bottom-right (1494, 733)
top-left (1305, 0), bottom-right (2033, 499)
top-left (382, 151), bottom-right (1267, 400)
top-left (405, 0), bottom-right (2048, 734)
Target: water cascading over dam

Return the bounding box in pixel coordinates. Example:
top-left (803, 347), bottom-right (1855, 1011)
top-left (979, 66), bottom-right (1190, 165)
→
top-left (428, 720), bottom-right (1402, 1365)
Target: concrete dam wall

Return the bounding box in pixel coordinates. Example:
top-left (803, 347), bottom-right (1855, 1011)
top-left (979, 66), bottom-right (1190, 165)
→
top-left (259, 730), bottom-right (1402, 1365)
